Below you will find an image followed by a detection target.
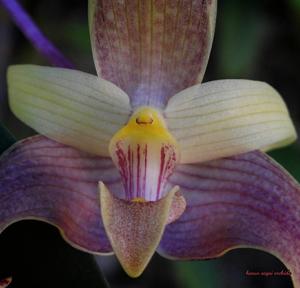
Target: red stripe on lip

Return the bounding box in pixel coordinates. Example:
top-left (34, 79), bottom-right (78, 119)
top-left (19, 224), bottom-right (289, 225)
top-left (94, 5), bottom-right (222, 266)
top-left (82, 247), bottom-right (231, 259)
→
top-left (113, 141), bottom-right (178, 201)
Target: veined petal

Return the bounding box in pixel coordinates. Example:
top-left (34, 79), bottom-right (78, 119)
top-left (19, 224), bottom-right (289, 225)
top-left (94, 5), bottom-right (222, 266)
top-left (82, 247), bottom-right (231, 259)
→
top-left (8, 65), bottom-right (131, 156)
top-left (165, 80), bottom-right (297, 163)
top-left (159, 151), bottom-right (300, 287)
top-left (0, 135), bottom-right (124, 254)
top-left (89, 0), bottom-right (217, 108)
top-left (100, 183), bottom-right (181, 277)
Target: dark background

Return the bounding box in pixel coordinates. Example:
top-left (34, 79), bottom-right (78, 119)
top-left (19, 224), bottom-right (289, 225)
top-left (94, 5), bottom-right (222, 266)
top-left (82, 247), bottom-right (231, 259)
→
top-left (0, 0), bottom-right (300, 287)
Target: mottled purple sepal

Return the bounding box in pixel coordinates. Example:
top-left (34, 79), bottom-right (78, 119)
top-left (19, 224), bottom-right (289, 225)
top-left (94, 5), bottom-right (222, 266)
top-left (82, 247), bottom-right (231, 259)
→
top-left (159, 151), bottom-right (300, 287)
top-left (90, 0), bottom-right (217, 108)
top-left (0, 136), bottom-right (124, 254)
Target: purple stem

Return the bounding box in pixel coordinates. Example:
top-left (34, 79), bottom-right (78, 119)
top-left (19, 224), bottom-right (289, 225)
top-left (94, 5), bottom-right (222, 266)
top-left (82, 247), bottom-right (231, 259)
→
top-left (0, 0), bottom-right (74, 69)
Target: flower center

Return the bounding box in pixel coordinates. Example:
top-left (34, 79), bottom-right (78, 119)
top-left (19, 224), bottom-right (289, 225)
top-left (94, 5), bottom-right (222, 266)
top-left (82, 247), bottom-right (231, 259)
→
top-left (109, 106), bottom-right (180, 201)
top-left (136, 113), bottom-right (154, 125)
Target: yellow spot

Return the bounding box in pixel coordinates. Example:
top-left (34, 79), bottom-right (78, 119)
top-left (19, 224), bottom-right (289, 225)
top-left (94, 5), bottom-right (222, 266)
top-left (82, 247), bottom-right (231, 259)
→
top-left (109, 106), bottom-right (179, 151)
top-left (131, 197), bottom-right (146, 203)
top-left (136, 111), bottom-right (153, 125)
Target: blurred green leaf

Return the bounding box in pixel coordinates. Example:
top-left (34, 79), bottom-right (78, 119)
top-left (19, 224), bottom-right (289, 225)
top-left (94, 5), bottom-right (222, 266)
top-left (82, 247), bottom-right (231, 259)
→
top-left (289, 0), bottom-right (300, 10)
top-left (63, 22), bottom-right (91, 53)
top-left (0, 123), bottom-right (16, 154)
top-left (217, 1), bottom-right (266, 78)
top-left (268, 143), bottom-right (300, 182)
top-left (175, 261), bottom-right (219, 288)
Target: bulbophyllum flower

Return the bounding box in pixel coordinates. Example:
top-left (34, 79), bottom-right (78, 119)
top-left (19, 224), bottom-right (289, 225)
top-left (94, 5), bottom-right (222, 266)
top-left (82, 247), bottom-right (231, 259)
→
top-left (1, 0), bottom-right (300, 285)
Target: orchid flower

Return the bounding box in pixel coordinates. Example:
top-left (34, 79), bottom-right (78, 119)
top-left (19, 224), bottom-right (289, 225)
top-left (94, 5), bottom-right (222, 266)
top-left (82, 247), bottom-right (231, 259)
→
top-left (1, 0), bottom-right (300, 285)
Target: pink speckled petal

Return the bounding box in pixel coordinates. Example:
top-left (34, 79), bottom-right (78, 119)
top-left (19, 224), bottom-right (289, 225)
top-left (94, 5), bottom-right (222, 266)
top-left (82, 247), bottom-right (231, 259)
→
top-left (89, 0), bottom-right (217, 108)
top-left (100, 183), bottom-right (182, 277)
top-left (0, 136), bottom-right (125, 254)
top-left (167, 191), bottom-right (186, 224)
top-left (159, 151), bottom-right (300, 287)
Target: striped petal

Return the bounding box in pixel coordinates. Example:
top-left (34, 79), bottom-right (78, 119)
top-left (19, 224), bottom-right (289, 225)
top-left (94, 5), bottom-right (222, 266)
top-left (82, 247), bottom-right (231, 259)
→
top-left (89, 0), bottom-right (217, 108)
top-left (7, 65), bottom-right (131, 156)
top-left (165, 80), bottom-right (297, 163)
top-left (0, 135), bottom-right (125, 254)
top-left (159, 151), bottom-right (300, 287)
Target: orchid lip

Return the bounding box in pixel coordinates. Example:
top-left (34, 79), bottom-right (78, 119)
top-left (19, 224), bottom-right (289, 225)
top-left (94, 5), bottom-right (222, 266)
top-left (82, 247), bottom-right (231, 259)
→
top-left (99, 182), bottom-right (185, 277)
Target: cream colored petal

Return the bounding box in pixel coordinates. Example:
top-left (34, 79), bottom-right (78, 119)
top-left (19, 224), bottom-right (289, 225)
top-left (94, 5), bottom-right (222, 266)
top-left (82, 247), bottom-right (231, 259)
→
top-left (8, 65), bottom-right (131, 156)
top-left (165, 80), bottom-right (297, 164)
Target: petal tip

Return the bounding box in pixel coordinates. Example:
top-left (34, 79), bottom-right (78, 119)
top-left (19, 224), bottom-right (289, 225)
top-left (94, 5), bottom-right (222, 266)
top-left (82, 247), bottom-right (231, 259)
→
top-left (99, 182), bottom-right (179, 277)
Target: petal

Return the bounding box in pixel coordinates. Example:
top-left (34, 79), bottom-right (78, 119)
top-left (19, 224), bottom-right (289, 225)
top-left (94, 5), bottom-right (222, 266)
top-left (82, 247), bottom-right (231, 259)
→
top-left (100, 183), bottom-right (180, 277)
top-left (0, 135), bottom-right (125, 254)
top-left (7, 65), bottom-right (131, 156)
top-left (165, 80), bottom-right (297, 163)
top-left (167, 190), bottom-right (186, 224)
top-left (159, 151), bottom-right (300, 287)
top-left (89, 0), bottom-right (217, 108)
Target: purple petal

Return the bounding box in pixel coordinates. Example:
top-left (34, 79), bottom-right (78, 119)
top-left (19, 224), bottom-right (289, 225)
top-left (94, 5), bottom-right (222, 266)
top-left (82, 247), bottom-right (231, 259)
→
top-left (90, 0), bottom-right (216, 109)
top-left (0, 135), bottom-right (124, 254)
top-left (159, 151), bottom-right (300, 287)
